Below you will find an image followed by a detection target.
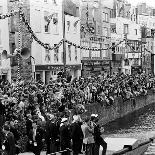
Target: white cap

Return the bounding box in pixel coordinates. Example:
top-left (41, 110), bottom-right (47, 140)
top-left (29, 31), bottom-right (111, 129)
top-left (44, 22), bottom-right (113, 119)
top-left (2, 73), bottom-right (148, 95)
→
top-left (61, 118), bottom-right (68, 123)
top-left (91, 114), bottom-right (98, 117)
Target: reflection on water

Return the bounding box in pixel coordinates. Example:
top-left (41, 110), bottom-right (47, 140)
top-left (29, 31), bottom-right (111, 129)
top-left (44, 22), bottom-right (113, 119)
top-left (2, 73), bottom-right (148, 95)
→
top-left (103, 103), bottom-right (155, 142)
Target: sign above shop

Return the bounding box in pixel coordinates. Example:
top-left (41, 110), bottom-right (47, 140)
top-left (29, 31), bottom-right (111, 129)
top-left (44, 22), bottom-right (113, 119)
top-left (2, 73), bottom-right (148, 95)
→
top-left (90, 36), bottom-right (104, 42)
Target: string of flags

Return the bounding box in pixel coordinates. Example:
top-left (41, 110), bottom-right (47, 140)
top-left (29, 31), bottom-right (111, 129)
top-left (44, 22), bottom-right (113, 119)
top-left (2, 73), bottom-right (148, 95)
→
top-left (0, 9), bottom-right (125, 52)
top-left (0, 10), bottom-right (19, 19)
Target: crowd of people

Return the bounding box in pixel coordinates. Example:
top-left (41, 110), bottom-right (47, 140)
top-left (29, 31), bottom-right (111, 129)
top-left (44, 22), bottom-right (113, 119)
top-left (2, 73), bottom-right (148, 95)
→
top-left (0, 71), bottom-right (155, 155)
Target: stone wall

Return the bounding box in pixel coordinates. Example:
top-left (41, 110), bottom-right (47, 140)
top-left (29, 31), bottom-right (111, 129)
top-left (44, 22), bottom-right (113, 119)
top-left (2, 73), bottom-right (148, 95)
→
top-left (84, 90), bottom-right (155, 125)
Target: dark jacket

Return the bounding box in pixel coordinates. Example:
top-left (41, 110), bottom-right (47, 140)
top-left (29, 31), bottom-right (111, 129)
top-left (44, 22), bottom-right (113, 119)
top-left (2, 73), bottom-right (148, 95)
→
top-left (70, 122), bottom-right (83, 141)
top-left (28, 127), bottom-right (44, 147)
top-left (93, 124), bottom-right (103, 144)
top-left (59, 124), bottom-right (71, 145)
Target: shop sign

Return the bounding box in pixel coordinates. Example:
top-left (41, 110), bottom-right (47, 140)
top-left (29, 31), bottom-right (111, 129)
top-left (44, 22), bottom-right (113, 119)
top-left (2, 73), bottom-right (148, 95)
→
top-left (90, 36), bottom-right (104, 42)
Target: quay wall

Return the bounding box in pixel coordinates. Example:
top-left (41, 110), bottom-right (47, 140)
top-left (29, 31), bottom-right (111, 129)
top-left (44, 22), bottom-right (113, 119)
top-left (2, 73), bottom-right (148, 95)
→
top-left (84, 90), bottom-right (155, 125)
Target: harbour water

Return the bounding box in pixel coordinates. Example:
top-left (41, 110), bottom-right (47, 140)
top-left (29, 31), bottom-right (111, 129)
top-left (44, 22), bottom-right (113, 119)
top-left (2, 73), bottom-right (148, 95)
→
top-left (103, 103), bottom-right (155, 143)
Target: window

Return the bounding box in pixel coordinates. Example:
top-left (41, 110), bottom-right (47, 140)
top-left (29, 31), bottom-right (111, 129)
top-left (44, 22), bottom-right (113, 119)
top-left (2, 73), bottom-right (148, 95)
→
top-left (45, 45), bottom-right (51, 63)
top-left (135, 29), bottom-right (137, 35)
top-left (110, 23), bottom-right (116, 33)
top-left (67, 21), bottom-right (70, 32)
top-left (124, 24), bottom-right (129, 34)
top-left (0, 53), bottom-right (1, 66)
top-left (75, 47), bottom-right (77, 61)
top-left (44, 11), bottom-right (50, 33)
top-left (53, 0), bottom-right (57, 4)
top-left (0, 6), bottom-right (3, 15)
top-left (102, 27), bottom-right (108, 37)
top-left (53, 13), bottom-right (58, 34)
top-left (44, 0), bottom-right (47, 2)
top-left (68, 45), bottom-right (71, 61)
top-left (33, 9), bottom-right (41, 33)
top-left (0, 29), bottom-right (1, 45)
top-left (54, 44), bottom-right (59, 62)
top-left (103, 12), bottom-right (108, 22)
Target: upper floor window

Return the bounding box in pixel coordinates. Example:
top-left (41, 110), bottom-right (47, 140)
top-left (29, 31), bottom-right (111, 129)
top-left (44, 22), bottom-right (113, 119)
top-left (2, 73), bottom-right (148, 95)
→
top-left (52, 0), bottom-right (57, 5)
top-left (0, 6), bottom-right (3, 15)
top-left (102, 27), bottom-right (108, 37)
top-left (135, 29), bottom-right (137, 35)
top-left (67, 21), bottom-right (70, 32)
top-left (75, 47), bottom-right (77, 61)
top-left (68, 45), bottom-right (71, 61)
top-left (53, 13), bottom-right (59, 34)
top-left (124, 24), bottom-right (129, 34)
top-left (103, 12), bottom-right (108, 22)
top-left (54, 44), bottom-right (59, 62)
top-left (110, 23), bottom-right (116, 33)
top-left (45, 45), bottom-right (51, 63)
top-left (44, 11), bottom-right (50, 33)
top-left (0, 29), bottom-right (1, 45)
top-left (34, 9), bottom-right (41, 33)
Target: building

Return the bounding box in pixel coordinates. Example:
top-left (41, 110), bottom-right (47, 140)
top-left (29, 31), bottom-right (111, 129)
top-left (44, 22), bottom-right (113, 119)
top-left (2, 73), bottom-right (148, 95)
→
top-left (110, 0), bottom-right (141, 74)
top-left (80, 0), bottom-right (111, 76)
top-left (64, 0), bottom-right (81, 78)
top-left (0, 0), bottom-right (11, 82)
top-left (8, 0), bottom-right (81, 84)
top-left (137, 3), bottom-right (155, 74)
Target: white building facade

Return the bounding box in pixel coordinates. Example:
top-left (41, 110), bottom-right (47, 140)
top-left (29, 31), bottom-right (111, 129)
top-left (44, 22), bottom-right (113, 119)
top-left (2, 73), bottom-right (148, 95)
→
top-left (30, 0), bottom-right (64, 83)
top-left (30, 0), bottom-right (81, 83)
top-left (0, 0), bottom-right (11, 82)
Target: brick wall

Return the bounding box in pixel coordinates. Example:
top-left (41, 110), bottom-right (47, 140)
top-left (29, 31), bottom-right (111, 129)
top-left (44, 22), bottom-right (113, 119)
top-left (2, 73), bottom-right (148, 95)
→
top-left (8, 0), bottom-right (32, 81)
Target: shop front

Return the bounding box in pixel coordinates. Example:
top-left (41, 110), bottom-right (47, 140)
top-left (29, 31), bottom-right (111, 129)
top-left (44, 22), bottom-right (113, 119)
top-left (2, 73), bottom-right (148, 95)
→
top-left (81, 59), bottom-right (110, 77)
top-left (35, 64), bottom-right (81, 84)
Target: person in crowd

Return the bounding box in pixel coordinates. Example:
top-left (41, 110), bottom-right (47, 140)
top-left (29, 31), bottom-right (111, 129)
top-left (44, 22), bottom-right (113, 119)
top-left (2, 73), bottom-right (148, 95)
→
top-left (2, 124), bottom-right (15, 155)
top-left (46, 114), bottom-right (59, 155)
top-left (27, 120), bottom-right (45, 155)
top-left (91, 114), bottom-right (107, 155)
top-left (71, 115), bottom-right (84, 155)
top-left (81, 117), bottom-right (94, 155)
top-left (26, 114), bottom-right (33, 136)
top-left (59, 117), bottom-right (71, 155)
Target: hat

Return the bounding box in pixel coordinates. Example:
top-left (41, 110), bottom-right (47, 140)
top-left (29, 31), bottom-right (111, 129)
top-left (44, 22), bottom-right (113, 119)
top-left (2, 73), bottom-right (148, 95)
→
top-left (73, 115), bottom-right (80, 122)
top-left (91, 114), bottom-right (98, 118)
top-left (61, 118), bottom-right (68, 123)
